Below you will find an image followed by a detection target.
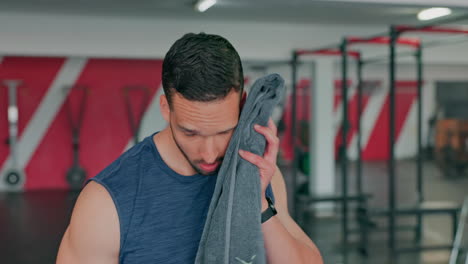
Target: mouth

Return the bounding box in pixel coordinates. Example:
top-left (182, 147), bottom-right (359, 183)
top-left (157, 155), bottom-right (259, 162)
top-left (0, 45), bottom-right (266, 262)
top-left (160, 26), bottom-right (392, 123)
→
top-left (199, 162), bottom-right (220, 173)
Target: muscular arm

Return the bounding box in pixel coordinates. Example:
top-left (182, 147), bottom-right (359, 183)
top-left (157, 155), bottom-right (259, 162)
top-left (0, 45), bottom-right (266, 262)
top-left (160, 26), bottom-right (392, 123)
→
top-left (56, 181), bottom-right (120, 264)
top-left (262, 168), bottom-right (323, 264)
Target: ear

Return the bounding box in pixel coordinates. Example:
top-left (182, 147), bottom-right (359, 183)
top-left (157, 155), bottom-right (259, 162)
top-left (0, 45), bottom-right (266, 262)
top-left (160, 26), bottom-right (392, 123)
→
top-left (160, 94), bottom-right (170, 123)
top-left (240, 91), bottom-right (247, 110)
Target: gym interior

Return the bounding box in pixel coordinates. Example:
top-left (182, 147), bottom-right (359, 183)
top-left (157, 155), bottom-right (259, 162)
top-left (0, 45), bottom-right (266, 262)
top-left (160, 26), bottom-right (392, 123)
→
top-left (1, 1), bottom-right (468, 263)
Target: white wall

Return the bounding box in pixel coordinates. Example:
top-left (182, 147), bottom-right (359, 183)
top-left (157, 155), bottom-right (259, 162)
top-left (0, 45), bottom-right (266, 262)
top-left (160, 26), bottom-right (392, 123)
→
top-left (1, 11), bottom-right (468, 65)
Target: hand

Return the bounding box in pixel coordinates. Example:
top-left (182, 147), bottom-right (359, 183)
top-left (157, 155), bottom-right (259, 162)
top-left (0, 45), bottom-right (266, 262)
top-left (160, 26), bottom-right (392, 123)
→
top-left (239, 118), bottom-right (279, 208)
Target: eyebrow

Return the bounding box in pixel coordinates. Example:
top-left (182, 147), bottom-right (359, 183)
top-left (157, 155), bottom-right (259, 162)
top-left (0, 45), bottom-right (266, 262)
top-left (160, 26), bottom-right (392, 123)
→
top-left (178, 125), bottom-right (237, 135)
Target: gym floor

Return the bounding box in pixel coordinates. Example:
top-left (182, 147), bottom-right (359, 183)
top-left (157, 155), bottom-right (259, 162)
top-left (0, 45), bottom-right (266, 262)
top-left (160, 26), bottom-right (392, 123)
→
top-left (301, 160), bottom-right (468, 264)
top-left (0, 160), bottom-right (467, 264)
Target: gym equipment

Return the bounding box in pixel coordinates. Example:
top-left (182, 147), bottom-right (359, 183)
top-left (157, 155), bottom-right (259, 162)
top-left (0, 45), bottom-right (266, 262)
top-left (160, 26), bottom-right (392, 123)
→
top-left (342, 34), bottom-right (426, 253)
top-left (297, 151), bottom-right (310, 176)
top-left (449, 197), bottom-right (468, 264)
top-left (353, 20), bottom-right (468, 254)
top-left (3, 80), bottom-right (25, 187)
top-left (351, 22), bottom-right (468, 253)
top-left (343, 28), bottom-right (461, 255)
top-left (291, 48), bottom-right (371, 254)
top-left (434, 120), bottom-right (468, 178)
top-left (425, 107), bottom-right (440, 160)
top-left (320, 21), bottom-right (468, 255)
top-left (384, 20), bottom-right (468, 253)
top-left (64, 85), bottom-right (89, 190)
top-left (293, 14), bottom-right (468, 257)
top-left (123, 86), bottom-right (150, 145)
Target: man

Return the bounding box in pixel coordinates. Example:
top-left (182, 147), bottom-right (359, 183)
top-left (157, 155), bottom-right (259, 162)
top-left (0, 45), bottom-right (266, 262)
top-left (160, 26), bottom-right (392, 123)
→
top-left (57, 33), bottom-right (323, 264)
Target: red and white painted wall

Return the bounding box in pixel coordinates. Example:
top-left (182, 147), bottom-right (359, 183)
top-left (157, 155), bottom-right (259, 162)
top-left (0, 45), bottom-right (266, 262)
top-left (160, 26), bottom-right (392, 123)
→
top-left (256, 61), bottom-right (468, 165)
top-left (1, 56), bottom-right (467, 190)
top-left (0, 56), bottom-right (165, 191)
top-left (276, 77), bottom-right (419, 163)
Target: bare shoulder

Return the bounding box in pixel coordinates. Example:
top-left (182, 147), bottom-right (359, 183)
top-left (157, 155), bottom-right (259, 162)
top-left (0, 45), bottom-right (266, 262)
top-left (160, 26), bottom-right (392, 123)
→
top-left (270, 167), bottom-right (320, 252)
top-left (56, 181), bottom-right (120, 264)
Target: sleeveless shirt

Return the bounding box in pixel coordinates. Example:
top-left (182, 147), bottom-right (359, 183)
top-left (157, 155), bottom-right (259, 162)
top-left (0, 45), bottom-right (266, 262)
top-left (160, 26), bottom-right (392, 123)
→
top-left (89, 132), bottom-right (275, 263)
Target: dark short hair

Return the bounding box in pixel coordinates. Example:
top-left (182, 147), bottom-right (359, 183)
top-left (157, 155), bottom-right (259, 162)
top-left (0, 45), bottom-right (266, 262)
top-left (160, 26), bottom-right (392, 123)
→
top-left (162, 33), bottom-right (244, 106)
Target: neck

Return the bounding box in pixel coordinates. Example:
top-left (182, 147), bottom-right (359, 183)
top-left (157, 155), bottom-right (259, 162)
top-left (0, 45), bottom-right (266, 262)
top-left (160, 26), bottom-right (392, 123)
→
top-left (153, 128), bottom-right (197, 176)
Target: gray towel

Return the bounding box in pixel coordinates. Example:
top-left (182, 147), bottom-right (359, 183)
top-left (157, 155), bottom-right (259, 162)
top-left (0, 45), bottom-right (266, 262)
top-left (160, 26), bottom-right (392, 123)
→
top-left (195, 74), bottom-right (285, 264)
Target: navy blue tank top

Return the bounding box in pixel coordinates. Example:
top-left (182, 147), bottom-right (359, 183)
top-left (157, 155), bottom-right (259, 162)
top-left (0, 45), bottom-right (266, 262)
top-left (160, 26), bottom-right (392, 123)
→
top-left (89, 132), bottom-right (275, 264)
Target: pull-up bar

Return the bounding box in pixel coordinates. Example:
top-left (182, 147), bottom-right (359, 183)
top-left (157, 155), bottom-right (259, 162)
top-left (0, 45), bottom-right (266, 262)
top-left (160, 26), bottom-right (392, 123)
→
top-left (295, 48), bottom-right (361, 59)
top-left (329, 14), bottom-right (468, 57)
top-left (363, 35), bottom-right (468, 65)
top-left (396, 25), bottom-right (468, 35)
top-left (397, 13), bottom-right (468, 33)
top-left (347, 36), bottom-right (421, 48)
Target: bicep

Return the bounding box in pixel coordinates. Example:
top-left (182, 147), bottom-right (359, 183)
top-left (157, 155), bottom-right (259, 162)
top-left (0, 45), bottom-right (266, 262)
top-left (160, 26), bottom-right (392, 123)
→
top-left (56, 181), bottom-right (120, 264)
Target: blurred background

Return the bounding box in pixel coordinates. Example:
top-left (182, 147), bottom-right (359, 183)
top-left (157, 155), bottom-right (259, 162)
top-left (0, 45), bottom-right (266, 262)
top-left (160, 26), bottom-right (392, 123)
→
top-left (0, 0), bottom-right (468, 263)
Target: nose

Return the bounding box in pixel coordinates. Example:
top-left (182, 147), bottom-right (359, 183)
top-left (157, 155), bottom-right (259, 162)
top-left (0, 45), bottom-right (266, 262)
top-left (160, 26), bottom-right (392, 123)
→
top-left (200, 136), bottom-right (218, 164)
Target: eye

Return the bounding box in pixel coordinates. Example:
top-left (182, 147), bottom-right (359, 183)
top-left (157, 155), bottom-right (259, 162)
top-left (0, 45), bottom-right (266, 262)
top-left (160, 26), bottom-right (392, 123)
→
top-left (185, 133), bottom-right (196, 137)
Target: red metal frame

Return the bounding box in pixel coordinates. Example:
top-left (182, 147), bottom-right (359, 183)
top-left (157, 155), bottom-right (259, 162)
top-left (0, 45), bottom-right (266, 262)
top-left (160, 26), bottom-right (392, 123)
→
top-left (295, 49), bottom-right (361, 59)
top-left (347, 36), bottom-right (421, 48)
top-left (396, 25), bottom-right (468, 35)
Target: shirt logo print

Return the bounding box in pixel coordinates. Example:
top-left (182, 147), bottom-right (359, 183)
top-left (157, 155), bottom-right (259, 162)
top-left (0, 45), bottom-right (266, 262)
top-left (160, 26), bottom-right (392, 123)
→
top-left (235, 255), bottom-right (256, 264)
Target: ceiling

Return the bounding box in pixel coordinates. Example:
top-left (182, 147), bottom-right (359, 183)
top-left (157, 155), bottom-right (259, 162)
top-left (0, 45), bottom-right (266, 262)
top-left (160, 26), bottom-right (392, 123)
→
top-left (0, 0), bottom-right (468, 25)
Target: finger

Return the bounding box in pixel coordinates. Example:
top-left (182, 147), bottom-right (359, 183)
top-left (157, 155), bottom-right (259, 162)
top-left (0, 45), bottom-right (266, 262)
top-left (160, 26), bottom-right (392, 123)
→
top-left (268, 118), bottom-right (277, 135)
top-left (254, 124), bottom-right (278, 147)
top-left (263, 140), bottom-right (279, 163)
top-left (254, 125), bottom-right (279, 162)
top-left (238, 149), bottom-right (269, 169)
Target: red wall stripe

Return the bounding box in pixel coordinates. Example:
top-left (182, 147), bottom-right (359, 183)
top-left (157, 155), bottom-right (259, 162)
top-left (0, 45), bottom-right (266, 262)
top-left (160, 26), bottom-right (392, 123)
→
top-left (24, 58), bottom-right (163, 190)
top-left (362, 84), bottom-right (417, 160)
top-left (1, 56), bottom-right (421, 190)
top-left (0, 57), bottom-right (65, 171)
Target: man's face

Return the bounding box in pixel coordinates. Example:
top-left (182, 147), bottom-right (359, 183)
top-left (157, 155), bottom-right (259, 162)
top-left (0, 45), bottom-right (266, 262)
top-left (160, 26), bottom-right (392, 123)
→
top-left (166, 90), bottom-right (241, 175)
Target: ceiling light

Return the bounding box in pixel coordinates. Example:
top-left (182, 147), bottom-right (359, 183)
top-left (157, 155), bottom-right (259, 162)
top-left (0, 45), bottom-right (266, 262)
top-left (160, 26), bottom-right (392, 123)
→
top-left (417, 7), bottom-right (452, 21)
top-left (194, 0), bottom-right (217, 13)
